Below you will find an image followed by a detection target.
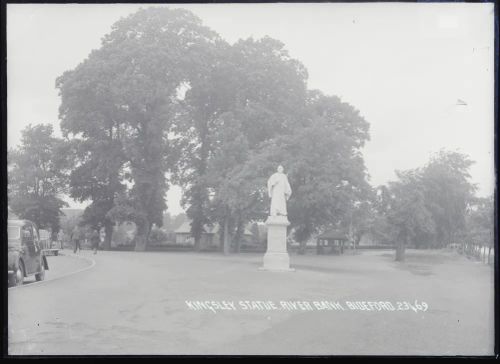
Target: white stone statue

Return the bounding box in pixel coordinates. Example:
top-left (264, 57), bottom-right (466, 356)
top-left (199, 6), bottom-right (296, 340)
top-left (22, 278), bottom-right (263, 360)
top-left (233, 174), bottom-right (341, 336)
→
top-left (267, 165), bottom-right (292, 216)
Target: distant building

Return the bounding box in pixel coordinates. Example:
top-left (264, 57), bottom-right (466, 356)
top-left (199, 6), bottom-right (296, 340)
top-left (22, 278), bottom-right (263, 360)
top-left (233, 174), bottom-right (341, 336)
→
top-left (316, 229), bottom-right (349, 254)
top-left (175, 220), bottom-right (252, 250)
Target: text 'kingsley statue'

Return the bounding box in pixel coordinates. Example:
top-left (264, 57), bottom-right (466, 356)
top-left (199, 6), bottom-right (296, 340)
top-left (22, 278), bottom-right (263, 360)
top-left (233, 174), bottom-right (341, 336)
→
top-left (267, 165), bottom-right (292, 217)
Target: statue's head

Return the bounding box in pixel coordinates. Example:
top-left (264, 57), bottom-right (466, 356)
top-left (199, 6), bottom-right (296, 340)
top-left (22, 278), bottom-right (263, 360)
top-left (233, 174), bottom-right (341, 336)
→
top-left (277, 165), bottom-right (284, 173)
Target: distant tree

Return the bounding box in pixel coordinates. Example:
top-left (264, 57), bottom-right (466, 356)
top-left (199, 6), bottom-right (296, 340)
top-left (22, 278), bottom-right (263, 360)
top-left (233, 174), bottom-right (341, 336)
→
top-left (420, 150), bottom-right (477, 247)
top-left (8, 124), bottom-right (69, 236)
top-left (466, 195), bottom-right (494, 247)
top-left (369, 186), bottom-right (397, 246)
top-left (377, 150), bottom-right (478, 260)
top-left (349, 200), bottom-right (377, 247)
top-left (171, 213), bottom-right (188, 231)
top-left (60, 212), bottom-right (82, 240)
top-left (162, 212), bottom-right (173, 231)
top-left (162, 212), bottom-right (188, 232)
top-left (386, 170), bottom-right (435, 261)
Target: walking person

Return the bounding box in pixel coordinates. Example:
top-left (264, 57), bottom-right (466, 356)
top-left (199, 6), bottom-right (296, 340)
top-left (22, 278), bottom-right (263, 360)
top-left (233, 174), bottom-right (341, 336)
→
top-left (91, 228), bottom-right (100, 255)
top-left (71, 226), bottom-right (81, 253)
top-left (57, 230), bottom-right (64, 250)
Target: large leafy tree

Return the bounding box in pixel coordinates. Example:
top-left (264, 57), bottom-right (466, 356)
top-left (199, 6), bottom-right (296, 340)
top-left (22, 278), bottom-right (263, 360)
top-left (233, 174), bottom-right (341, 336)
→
top-left (170, 41), bottom-right (232, 251)
top-left (307, 90), bottom-right (370, 149)
top-left (174, 36), bottom-right (309, 250)
top-left (59, 138), bottom-right (125, 249)
top-left (57, 7), bottom-right (222, 250)
top-left (203, 89), bottom-right (372, 255)
top-left (204, 113), bottom-right (255, 253)
top-left (8, 124), bottom-right (69, 236)
top-left (232, 110), bottom-right (372, 254)
top-left (57, 47), bottom-right (128, 250)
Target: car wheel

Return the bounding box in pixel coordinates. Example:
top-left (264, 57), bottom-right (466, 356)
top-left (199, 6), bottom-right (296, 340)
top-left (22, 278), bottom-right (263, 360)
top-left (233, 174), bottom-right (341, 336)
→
top-left (35, 262), bottom-right (45, 281)
top-left (8, 274), bottom-right (16, 287)
top-left (15, 263), bottom-right (25, 286)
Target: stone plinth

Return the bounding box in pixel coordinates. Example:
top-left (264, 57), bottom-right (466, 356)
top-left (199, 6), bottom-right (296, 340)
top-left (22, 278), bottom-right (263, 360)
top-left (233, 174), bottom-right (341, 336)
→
top-left (260, 215), bottom-right (295, 272)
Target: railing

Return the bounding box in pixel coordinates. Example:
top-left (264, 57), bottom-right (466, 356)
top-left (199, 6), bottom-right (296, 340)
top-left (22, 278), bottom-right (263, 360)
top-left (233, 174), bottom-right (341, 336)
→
top-left (39, 238), bottom-right (52, 250)
top-left (460, 242), bottom-right (494, 265)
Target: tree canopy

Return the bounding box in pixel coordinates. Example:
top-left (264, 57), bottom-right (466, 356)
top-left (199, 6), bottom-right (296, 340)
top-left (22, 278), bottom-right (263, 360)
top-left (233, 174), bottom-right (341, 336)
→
top-left (8, 124), bottom-right (69, 235)
top-left (49, 6), bottom-right (490, 257)
top-left (57, 7), bottom-right (222, 250)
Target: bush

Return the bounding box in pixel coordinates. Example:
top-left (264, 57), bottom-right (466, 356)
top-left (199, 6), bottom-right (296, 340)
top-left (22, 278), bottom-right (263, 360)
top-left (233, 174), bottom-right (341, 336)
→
top-left (149, 227), bottom-right (169, 245)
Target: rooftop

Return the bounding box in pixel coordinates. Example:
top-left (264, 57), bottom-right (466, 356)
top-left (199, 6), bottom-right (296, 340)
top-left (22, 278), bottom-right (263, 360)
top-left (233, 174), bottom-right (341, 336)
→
top-left (317, 229), bottom-right (349, 240)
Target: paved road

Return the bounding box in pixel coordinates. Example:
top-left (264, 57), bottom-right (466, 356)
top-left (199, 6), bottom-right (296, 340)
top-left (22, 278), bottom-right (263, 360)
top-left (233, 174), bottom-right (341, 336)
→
top-left (14, 251), bottom-right (93, 287)
top-left (8, 249), bottom-right (494, 355)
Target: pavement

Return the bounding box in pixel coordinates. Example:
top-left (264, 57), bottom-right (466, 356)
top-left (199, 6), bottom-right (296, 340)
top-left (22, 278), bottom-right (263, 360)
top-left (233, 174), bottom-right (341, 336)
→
top-left (7, 248), bottom-right (495, 356)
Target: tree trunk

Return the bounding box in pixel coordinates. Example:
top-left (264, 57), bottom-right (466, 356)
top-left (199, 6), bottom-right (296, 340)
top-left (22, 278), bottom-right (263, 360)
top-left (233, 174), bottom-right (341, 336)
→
top-left (395, 243), bottom-right (405, 262)
top-left (218, 222), bottom-right (224, 252)
top-left (192, 118), bottom-right (210, 252)
top-left (234, 217), bottom-right (244, 254)
top-left (395, 233), bottom-right (406, 262)
top-left (223, 216), bottom-right (230, 256)
top-left (134, 234), bottom-right (147, 252)
top-left (103, 222), bottom-right (113, 250)
top-left (191, 202), bottom-right (204, 252)
top-left (354, 235), bottom-right (361, 252)
top-left (298, 240), bottom-right (307, 255)
top-left (134, 222), bottom-right (149, 252)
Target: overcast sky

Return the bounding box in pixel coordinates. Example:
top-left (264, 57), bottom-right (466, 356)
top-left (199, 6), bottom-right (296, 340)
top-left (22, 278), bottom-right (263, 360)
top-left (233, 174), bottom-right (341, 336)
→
top-left (7, 3), bottom-right (495, 215)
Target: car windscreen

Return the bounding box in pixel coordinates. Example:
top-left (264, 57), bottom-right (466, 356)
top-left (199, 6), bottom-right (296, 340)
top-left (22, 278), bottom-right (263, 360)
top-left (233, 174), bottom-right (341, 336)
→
top-left (8, 226), bottom-right (20, 240)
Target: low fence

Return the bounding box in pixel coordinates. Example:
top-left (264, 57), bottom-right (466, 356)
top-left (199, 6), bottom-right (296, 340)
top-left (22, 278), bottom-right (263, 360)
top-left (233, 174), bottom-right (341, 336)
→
top-left (459, 242), bottom-right (494, 265)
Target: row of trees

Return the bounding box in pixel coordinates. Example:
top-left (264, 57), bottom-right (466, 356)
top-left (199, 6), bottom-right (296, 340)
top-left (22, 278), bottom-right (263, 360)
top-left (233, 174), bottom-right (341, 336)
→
top-left (53, 7), bottom-right (371, 252)
top-left (8, 7), bottom-right (493, 260)
top-left (369, 150), bottom-right (493, 261)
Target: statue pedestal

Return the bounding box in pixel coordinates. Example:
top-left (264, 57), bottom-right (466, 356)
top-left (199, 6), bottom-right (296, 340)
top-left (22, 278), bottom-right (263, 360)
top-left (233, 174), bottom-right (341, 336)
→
top-left (260, 215), bottom-right (295, 272)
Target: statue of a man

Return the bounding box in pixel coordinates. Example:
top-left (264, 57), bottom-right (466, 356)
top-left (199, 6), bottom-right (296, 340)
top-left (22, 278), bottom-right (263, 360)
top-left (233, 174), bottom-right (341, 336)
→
top-left (267, 165), bottom-right (292, 216)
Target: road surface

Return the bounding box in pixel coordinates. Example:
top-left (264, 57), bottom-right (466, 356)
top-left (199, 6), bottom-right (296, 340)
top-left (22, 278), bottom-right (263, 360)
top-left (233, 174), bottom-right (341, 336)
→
top-left (15, 251), bottom-right (93, 287)
top-left (8, 249), bottom-right (495, 355)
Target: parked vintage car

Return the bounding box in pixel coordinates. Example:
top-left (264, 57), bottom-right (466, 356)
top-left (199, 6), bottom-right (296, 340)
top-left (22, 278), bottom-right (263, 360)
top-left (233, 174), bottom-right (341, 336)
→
top-left (8, 219), bottom-right (49, 287)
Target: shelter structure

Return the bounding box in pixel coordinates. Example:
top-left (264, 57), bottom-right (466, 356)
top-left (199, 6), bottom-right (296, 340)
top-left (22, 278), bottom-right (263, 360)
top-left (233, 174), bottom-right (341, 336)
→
top-left (316, 229), bottom-right (349, 255)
